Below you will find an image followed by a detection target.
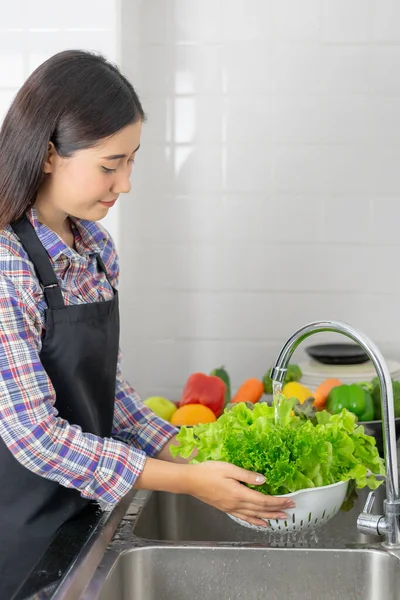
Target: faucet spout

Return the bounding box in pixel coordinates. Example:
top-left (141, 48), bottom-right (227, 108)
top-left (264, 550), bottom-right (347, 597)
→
top-left (270, 320), bottom-right (400, 547)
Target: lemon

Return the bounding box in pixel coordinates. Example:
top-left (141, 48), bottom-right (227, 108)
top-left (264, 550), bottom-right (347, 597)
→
top-left (282, 382), bottom-right (313, 404)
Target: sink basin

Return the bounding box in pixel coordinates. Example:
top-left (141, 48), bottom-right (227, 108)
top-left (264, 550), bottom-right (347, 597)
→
top-left (82, 483), bottom-right (400, 600)
top-left (91, 546), bottom-right (400, 600)
top-left (132, 485), bottom-right (387, 547)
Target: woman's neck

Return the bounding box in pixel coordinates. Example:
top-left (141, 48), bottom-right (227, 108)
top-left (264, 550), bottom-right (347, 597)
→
top-left (34, 201), bottom-right (75, 249)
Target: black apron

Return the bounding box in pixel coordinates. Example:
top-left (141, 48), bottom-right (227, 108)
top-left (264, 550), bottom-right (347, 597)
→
top-left (0, 216), bottom-right (119, 598)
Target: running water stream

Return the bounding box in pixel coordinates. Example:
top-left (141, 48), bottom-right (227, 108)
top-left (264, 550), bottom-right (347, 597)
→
top-left (272, 380), bottom-right (283, 422)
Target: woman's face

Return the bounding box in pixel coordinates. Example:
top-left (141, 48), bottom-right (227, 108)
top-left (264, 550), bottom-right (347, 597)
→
top-left (38, 121), bottom-right (142, 221)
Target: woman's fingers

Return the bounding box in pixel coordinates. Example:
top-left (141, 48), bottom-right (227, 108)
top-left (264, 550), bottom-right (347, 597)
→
top-left (222, 465), bottom-right (296, 509)
top-left (224, 463), bottom-right (267, 486)
top-left (186, 462), bottom-right (296, 520)
top-left (229, 511), bottom-right (269, 528)
top-left (234, 484), bottom-right (295, 510)
top-left (230, 508), bottom-right (289, 528)
top-left (238, 505), bottom-right (289, 519)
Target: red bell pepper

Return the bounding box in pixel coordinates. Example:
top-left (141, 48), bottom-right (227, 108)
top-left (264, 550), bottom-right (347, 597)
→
top-left (180, 372), bottom-right (226, 417)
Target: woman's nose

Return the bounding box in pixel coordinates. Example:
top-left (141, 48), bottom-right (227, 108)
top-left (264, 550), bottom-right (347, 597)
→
top-left (112, 170), bottom-right (131, 195)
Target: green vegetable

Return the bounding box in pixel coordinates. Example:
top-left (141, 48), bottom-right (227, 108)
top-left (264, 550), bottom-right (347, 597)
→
top-left (327, 384), bottom-right (374, 422)
top-left (225, 401), bottom-right (254, 411)
top-left (370, 377), bottom-right (400, 420)
top-left (262, 364), bottom-right (302, 395)
top-left (293, 397), bottom-right (317, 423)
top-left (170, 397), bottom-right (385, 495)
top-left (210, 366), bottom-right (231, 407)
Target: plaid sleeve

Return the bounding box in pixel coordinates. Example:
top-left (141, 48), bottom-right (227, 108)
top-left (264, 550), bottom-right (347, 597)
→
top-left (112, 348), bottom-right (179, 455)
top-left (0, 270), bottom-right (147, 504)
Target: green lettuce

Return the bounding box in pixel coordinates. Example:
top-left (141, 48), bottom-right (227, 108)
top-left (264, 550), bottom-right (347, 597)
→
top-left (170, 397), bottom-right (385, 494)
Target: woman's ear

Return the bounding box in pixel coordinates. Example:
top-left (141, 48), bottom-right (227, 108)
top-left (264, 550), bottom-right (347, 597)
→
top-left (43, 142), bottom-right (57, 174)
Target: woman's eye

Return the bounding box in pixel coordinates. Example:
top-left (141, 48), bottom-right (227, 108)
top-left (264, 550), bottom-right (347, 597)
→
top-left (102, 159), bottom-right (134, 173)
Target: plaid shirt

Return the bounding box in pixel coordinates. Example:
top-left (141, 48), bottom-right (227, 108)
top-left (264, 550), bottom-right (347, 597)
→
top-left (0, 207), bottom-right (178, 504)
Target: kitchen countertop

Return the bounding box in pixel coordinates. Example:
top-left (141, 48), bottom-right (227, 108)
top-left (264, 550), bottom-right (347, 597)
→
top-left (11, 490), bottom-right (136, 600)
top-left (8, 503), bottom-right (104, 600)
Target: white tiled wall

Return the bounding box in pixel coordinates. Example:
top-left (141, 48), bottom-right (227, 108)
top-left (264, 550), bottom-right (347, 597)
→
top-left (119, 0), bottom-right (400, 400)
top-left (0, 0), bottom-right (121, 244)
top-left (1, 3), bottom-right (400, 401)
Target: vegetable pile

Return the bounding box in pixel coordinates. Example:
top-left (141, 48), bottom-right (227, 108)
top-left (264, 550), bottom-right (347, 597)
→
top-left (143, 360), bottom-right (400, 428)
top-left (170, 396), bottom-right (385, 495)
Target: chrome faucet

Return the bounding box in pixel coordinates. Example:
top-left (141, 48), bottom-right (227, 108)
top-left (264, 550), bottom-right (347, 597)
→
top-left (270, 320), bottom-right (400, 548)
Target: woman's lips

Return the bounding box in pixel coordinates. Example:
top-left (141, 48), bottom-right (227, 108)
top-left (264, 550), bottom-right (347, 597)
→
top-left (99, 199), bottom-right (117, 207)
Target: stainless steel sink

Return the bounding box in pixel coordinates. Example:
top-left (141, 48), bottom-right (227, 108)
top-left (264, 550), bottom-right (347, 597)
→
top-left (79, 484), bottom-right (400, 600)
top-left (132, 486), bottom-right (387, 547)
top-left (89, 546), bottom-right (400, 600)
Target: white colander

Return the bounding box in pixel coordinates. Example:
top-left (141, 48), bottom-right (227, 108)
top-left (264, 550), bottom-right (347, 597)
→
top-left (228, 480), bottom-right (349, 533)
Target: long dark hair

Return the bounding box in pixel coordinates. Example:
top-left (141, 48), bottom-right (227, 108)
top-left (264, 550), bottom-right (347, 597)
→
top-left (0, 49), bottom-right (145, 228)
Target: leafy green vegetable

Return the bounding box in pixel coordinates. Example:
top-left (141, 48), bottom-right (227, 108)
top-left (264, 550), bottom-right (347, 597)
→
top-left (170, 397), bottom-right (385, 495)
top-left (262, 364), bottom-right (302, 394)
top-left (369, 377), bottom-right (400, 420)
top-left (293, 397), bottom-right (317, 423)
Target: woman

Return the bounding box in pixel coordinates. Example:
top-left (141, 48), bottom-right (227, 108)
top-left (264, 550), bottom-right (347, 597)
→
top-left (0, 50), bottom-right (293, 595)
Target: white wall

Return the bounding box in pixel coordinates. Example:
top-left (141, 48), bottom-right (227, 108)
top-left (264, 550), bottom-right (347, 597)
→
top-left (0, 0), bottom-right (121, 245)
top-left (119, 0), bottom-right (400, 400)
top-left (1, 2), bottom-right (400, 402)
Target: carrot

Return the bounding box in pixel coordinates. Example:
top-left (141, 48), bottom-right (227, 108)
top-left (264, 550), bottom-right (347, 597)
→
top-left (232, 378), bottom-right (265, 404)
top-left (313, 378), bottom-right (342, 410)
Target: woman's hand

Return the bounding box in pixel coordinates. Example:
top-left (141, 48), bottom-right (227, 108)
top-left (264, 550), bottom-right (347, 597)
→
top-left (185, 461), bottom-right (295, 528)
top-left (138, 445), bottom-right (294, 528)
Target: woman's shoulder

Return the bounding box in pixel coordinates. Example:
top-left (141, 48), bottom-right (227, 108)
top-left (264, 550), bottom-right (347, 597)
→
top-left (0, 224), bottom-right (24, 256)
top-left (0, 225), bottom-right (32, 266)
top-left (0, 225), bottom-right (40, 290)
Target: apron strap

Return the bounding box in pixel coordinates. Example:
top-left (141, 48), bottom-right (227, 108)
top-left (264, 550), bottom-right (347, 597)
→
top-left (11, 218), bottom-right (65, 309)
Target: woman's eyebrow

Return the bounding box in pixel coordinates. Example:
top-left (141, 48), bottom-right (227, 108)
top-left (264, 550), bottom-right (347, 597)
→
top-left (101, 144), bottom-right (141, 160)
